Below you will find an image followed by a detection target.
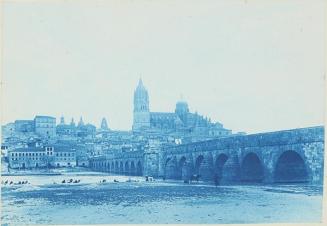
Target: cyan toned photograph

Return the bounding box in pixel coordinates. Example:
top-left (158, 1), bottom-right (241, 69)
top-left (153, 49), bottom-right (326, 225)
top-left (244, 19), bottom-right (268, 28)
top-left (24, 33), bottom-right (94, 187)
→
top-left (0, 0), bottom-right (325, 225)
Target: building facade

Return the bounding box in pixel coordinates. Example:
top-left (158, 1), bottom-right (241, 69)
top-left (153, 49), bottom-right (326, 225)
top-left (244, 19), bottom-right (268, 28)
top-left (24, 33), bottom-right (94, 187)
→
top-left (8, 146), bottom-right (52, 169)
top-left (34, 116), bottom-right (56, 138)
top-left (8, 145), bottom-right (77, 169)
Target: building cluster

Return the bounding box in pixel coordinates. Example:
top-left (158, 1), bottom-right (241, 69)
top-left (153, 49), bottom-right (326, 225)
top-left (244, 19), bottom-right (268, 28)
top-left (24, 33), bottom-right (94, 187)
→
top-left (1, 79), bottom-right (243, 170)
top-left (132, 79), bottom-right (233, 142)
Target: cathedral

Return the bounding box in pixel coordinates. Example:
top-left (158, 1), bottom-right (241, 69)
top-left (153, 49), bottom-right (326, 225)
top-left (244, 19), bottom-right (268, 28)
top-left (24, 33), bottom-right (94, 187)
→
top-left (132, 79), bottom-right (232, 138)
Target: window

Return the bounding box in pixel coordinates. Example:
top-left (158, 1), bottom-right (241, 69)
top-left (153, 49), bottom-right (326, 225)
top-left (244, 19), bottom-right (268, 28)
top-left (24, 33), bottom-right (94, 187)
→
top-left (22, 153), bottom-right (25, 156)
top-left (12, 158), bottom-right (14, 161)
top-left (11, 153), bottom-right (14, 157)
top-left (36, 153), bottom-right (38, 156)
top-left (19, 153), bottom-right (21, 157)
top-left (68, 153), bottom-right (70, 157)
top-left (15, 153), bottom-right (18, 156)
top-left (32, 153), bottom-right (35, 156)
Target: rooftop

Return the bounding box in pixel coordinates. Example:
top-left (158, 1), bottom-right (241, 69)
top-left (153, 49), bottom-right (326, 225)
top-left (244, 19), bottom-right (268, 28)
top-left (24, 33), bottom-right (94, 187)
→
top-left (34, 115), bottom-right (56, 120)
top-left (11, 147), bottom-right (45, 152)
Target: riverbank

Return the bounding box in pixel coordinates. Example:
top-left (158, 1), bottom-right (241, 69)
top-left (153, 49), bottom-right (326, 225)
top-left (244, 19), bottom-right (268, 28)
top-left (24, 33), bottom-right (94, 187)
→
top-left (1, 173), bottom-right (323, 225)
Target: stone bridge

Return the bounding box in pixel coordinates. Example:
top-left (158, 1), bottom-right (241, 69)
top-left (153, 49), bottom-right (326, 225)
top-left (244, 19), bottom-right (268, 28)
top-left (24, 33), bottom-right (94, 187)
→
top-left (89, 150), bottom-right (144, 176)
top-left (162, 126), bottom-right (324, 184)
top-left (90, 126), bottom-right (324, 184)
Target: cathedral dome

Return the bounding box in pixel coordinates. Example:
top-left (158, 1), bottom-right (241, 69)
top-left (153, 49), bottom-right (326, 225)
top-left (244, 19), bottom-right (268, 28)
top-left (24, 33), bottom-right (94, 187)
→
top-left (175, 100), bottom-right (189, 114)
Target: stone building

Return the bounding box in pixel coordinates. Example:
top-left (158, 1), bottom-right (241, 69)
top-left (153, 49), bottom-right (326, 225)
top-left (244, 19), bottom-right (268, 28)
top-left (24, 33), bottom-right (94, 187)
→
top-left (56, 117), bottom-right (77, 139)
top-left (56, 116), bottom-right (96, 140)
top-left (34, 116), bottom-right (56, 138)
top-left (132, 79), bottom-right (231, 139)
top-left (8, 146), bottom-right (54, 169)
top-left (53, 144), bottom-right (77, 167)
top-left (14, 120), bottom-right (34, 133)
top-left (8, 144), bottom-right (77, 169)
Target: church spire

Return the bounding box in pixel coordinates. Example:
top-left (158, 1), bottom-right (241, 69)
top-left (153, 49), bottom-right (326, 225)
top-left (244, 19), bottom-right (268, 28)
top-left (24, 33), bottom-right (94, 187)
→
top-left (78, 117), bottom-right (84, 127)
top-left (101, 117), bottom-right (109, 131)
top-left (60, 115), bottom-right (65, 124)
top-left (70, 118), bottom-right (75, 126)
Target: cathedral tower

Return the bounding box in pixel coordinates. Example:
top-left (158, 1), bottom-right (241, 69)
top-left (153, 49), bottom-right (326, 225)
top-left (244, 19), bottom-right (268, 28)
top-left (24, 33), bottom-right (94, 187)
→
top-left (133, 79), bottom-right (150, 131)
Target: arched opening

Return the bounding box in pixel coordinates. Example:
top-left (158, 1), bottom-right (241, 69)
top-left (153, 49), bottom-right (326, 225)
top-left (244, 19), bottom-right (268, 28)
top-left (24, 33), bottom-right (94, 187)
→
top-left (214, 154), bottom-right (228, 183)
top-left (177, 156), bottom-right (187, 180)
top-left (119, 162), bottom-right (124, 174)
top-left (111, 162), bottom-right (114, 173)
top-left (115, 161), bottom-right (119, 173)
top-left (136, 161), bottom-right (142, 176)
top-left (194, 155), bottom-right (204, 175)
top-left (241, 152), bottom-right (264, 183)
top-left (165, 157), bottom-right (177, 179)
top-left (125, 161), bottom-right (130, 175)
top-left (107, 162), bottom-right (111, 172)
top-left (130, 161), bottom-right (136, 175)
top-left (164, 158), bottom-right (171, 179)
top-left (274, 151), bottom-right (308, 183)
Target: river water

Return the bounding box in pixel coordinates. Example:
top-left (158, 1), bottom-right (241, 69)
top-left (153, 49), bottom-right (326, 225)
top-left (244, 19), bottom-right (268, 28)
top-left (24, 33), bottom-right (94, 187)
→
top-left (1, 172), bottom-right (323, 225)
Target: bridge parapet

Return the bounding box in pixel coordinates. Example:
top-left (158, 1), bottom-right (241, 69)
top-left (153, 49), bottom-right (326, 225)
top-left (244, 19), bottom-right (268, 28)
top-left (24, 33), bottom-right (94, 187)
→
top-left (163, 126), bottom-right (324, 155)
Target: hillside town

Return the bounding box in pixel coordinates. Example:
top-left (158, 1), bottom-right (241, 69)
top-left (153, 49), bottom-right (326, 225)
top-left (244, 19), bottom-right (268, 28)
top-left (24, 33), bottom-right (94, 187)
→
top-left (1, 80), bottom-right (241, 171)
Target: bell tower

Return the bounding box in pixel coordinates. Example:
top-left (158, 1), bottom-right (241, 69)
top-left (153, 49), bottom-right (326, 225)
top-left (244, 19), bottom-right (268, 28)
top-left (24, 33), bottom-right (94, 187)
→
top-left (133, 79), bottom-right (150, 131)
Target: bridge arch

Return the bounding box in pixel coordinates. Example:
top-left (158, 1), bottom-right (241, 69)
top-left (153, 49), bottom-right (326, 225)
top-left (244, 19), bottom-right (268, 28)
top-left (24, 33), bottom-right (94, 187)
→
top-left (165, 156), bottom-right (178, 179)
top-left (274, 150), bottom-right (309, 183)
top-left (177, 156), bottom-right (187, 180)
top-left (194, 155), bottom-right (204, 176)
top-left (115, 161), bottom-right (119, 173)
top-left (119, 161), bottom-right (124, 174)
top-left (104, 162), bottom-right (108, 172)
top-left (125, 161), bottom-right (130, 175)
top-left (241, 152), bottom-right (264, 183)
top-left (130, 161), bottom-right (136, 175)
top-left (136, 160), bottom-right (142, 176)
top-left (111, 162), bottom-right (114, 173)
top-left (214, 153), bottom-right (229, 183)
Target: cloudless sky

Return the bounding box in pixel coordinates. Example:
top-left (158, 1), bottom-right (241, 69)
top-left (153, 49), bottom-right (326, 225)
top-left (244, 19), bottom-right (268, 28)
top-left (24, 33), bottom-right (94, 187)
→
top-left (1, 0), bottom-right (325, 134)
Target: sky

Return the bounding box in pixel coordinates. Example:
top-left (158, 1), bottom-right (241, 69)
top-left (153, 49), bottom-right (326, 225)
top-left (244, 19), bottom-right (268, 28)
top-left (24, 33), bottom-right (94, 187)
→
top-left (1, 0), bottom-right (326, 134)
